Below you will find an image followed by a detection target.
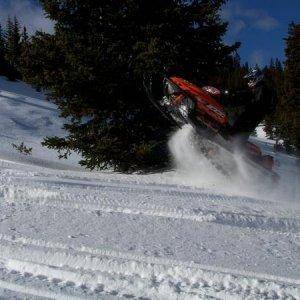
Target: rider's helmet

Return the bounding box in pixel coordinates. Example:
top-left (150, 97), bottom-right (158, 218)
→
top-left (244, 68), bottom-right (264, 88)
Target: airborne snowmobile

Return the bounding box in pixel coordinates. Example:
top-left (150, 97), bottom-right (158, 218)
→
top-left (145, 71), bottom-right (279, 182)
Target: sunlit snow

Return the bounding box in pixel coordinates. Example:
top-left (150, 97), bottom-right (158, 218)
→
top-left (0, 76), bottom-right (299, 299)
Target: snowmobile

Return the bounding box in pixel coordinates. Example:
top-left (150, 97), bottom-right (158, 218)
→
top-left (145, 75), bottom-right (279, 182)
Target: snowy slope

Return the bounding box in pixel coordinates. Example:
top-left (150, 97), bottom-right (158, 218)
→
top-left (0, 76), bottom-right (81, 169)
top-left (0, 76), bottom-right (299, 299)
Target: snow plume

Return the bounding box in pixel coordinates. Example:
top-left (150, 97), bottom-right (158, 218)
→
top-left (168, 125), bottom-right (229, 189)
top-left (167, 125), bottom-right (262, 197)
top-left (168, 125), bottom-right (299, 203)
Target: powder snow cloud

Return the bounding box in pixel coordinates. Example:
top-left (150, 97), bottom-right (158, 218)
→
top-left (0, 0), bottom-right (53, 34)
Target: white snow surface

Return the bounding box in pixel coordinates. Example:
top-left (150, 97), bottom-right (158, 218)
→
top-left (0, 76), bottom-right (299, 299)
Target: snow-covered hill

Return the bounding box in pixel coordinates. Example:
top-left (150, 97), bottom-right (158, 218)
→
top-left (0, 76), bottom-right (81, 169)
top-left (0, 76), bottom-right (299, 299)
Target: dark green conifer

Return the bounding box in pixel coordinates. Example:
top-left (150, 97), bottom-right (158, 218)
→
top-left (283, 23), bottom-right (300, 151)
top-left (22, 0), bottom-right (239, 171)
top-left (0, 24), bottom-right (6, 76)
top-left (5, 16), bottom-right (22, 80)
top-left (264, 23), bottom-right (300, 153)
top-left (21, 26), bottom-right (29, 45)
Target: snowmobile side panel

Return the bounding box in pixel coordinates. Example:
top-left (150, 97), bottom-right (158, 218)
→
top-left (169, 77), bottom-right (228, 127)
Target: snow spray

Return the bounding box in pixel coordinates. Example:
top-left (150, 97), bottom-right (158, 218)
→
top-left (168, 125), bottom-right (233, 190)
top-left (168, 125), bottom-right (299, 203)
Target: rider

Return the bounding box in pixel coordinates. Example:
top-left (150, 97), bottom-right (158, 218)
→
top-left (223, 68), bottom-right (276, 140)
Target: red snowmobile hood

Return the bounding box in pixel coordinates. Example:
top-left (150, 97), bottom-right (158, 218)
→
top-left (169, 76), bottom-right (228, 126)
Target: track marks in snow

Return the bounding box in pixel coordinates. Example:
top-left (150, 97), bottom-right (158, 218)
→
top-left (1, 77), bottom-right (299, 299)
top-left (0, 235), bottom-right (299, 299)
top-left (0, 159), bottom-right (299, 298)
top-left (1, 182), bottom-right (299, 235)
top-left (0, 266), bottom-right (112, 300)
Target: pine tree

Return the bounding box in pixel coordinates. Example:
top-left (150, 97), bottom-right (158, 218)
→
top-left (275, 58), bottom-right (283, 71)
top-left (263, 59), bottom-right (284, 142)
top-left (264, 23), bottom-right (300, 153)
top-left (0, 24), bottom-right (5, 57)
top-left (21, 26), bottom-right (29, 45)
top-left (5, 16), bottom-right (22, 80)
top-left (20, 27), bottom-right (29, 58)
top-left (269, 58), bottom-right (275, 70)
top-left (0, 24), bottom-right (6, 76)
top-left (282, 23), bottom-right (300, 151)
top-left (22, 0), bottom-right (239, 171)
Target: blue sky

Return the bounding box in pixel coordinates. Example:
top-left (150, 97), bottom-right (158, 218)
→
top-left (0, 0), bottom-right (299, 66)
top-left (0, 0), bottom-right (53, 34)
top-left (221, 0), bottom-right (300, 66)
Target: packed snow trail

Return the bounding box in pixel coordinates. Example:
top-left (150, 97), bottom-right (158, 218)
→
top-left (0, 163), bottom-right (299, 299)
top-left (0, 76), bottom-right (299, 299)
